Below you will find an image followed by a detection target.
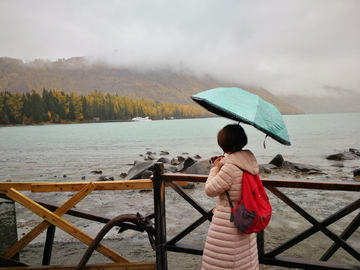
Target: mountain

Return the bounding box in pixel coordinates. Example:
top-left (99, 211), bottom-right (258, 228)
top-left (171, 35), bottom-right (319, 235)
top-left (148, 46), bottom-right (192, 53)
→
top-left (279, 85), bottom-right (360, 114)
top-left (0, 57), bottom-right (304, 114)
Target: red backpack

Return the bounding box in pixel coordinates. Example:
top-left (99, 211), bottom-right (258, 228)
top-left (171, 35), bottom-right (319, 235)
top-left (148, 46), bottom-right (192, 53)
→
top-left (225, 171), bottom-right (272, 234)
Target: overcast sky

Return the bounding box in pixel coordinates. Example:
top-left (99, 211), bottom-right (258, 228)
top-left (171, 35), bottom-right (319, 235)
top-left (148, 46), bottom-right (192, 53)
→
top-left (1, 0), bottom-right (360, 95)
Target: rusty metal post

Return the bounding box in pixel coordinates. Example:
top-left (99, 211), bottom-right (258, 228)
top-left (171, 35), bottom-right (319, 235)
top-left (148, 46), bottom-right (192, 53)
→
top-left (257, 230), bottom-right (265, 263)
top-left (42, 225), bottom-right (56, 265)
top-left (152, 162), bottom-right (168, 270)
top-left (0, 197), bottom-right (19, 261)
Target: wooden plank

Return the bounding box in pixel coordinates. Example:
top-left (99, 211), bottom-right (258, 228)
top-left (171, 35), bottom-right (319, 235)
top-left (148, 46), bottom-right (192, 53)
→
top-left (30, 180), bottom-right (187, 192)
top-left (31, 180), bottom-right (154, 192)
top-left (6, 188), bottom-right (129, 263)
top-left (0, 262), bottom-right (156, 270)
top-left (2, 183), bottom-right (96, 259)
top-left (0, 183), bottom-right (32, 191)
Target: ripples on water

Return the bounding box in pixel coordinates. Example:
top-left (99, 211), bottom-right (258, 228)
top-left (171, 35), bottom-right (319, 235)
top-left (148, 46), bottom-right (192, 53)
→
top-left (0, 113), bottom-right (359, 182)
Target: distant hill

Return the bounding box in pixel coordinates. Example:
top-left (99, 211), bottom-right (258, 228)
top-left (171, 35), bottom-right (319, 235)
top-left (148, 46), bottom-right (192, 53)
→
top-left (279, 85), bottom-right (360, 114)
top-left (0, 57), bottom-right (304, 114)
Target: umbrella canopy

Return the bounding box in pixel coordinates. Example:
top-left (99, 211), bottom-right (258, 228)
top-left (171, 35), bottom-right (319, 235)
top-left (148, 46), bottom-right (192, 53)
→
top-left (191, 87), bottom-right (291, 146)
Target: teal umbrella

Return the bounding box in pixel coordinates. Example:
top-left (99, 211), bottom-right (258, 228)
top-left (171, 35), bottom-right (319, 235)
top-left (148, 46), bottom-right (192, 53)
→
top-left (191, 87), bottom-right (291, 146)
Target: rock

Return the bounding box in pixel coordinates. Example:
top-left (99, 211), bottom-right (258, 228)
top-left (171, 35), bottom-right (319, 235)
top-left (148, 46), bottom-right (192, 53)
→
top-left (177, 157), bottom-right (197, 172)
top-left (146, 151), bottom-right (155, 155)
top-left (269, 154), bottom-right (284, 167)
top-left (354, 168), bottom-right (360, 177)
top-left (81, 176), bottom-right (86, 180)
top-left (127, 161), bottom-right (156, 180)
top-left (119, 173), bottom-right (127, 179)
top-left (147, 155), bottom-right (158, 160)
top-left (259, 164), bottom-right (278, 173)
top-left (177, 156), bottom-right (185, 163)
top-left (331, 163), bottom-right (344, 168)
top-left (281, 161), bottom-right (322, 173)
top-left (170, 158), bottom-right (181, 165)
top-left (157, 157), bottom-right (170, 164)
top-left (349, 148), bottom-right (360, 156)
top-left (282, 161), bottom-right (296, 171)
top-left (294, 163), bottom-right (322, 173)
top-left (98, 176), bottom-right (109, 181)
top-left (182, 152), bottom-right (189, 155)
top-left (160, 151), bottom-right (170, 155)
top-left (326, 152), bottom-right (360, 160)
top-left (193, 154), bottom-right (202, 159)
top-left (91, 170), bottom-right (102, 174)
top-left (186, 159), bottom-right (212, 175)
top-left (141, 170), bottom-right (153, 179)
top-left (163, 163), bottom-right (178, 173)
top-left (182, 182), bottom-right (195, 189)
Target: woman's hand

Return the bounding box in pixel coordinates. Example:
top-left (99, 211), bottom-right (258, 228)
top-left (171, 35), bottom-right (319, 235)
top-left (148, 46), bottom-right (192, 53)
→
top-left (213, 156), bottom-right (224, 167)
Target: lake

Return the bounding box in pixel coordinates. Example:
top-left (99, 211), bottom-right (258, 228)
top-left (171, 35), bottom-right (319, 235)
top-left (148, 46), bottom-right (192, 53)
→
top-left (0, 113), bottom-right (359, 182)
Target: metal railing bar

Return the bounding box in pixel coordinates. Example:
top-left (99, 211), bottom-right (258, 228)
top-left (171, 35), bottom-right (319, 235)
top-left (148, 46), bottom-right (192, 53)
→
top-left (268, 187), bottom-right (360, 262)
top-left (161, 174), bottom-right (207, 183)
top-left (266, 198), bottom-right (360, 257)
top-left (160, 175), bottom-right (360, 192)
top-left (262, 179), bottom-right (360, 191)
top-left (262, 256), bottom-right (360, 270)
top-left (42, 225), bottom-right (56, 266)
top-left (166, 181), bottom-right (210, 218)
top-left (166, 210), bottom-right (213, 246)
top-left (164, 243), bottom-right (203, 255)
top-left (321, 211), bottom-right (360, 262)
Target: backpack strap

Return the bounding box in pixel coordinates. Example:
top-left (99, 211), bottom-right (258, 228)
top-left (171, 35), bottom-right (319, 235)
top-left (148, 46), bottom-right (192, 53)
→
top-left (225, 190), bottom-right (235, 222)
top-left (225, 190), bottom-right (234, 209)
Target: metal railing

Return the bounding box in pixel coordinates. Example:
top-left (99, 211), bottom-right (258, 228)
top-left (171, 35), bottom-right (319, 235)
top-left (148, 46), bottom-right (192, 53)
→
top-left (152, 163), bottom-right (360, 270)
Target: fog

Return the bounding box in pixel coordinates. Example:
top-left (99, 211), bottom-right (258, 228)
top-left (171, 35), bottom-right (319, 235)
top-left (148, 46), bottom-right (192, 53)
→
top-left (1, 0), bottom-right (360, 95)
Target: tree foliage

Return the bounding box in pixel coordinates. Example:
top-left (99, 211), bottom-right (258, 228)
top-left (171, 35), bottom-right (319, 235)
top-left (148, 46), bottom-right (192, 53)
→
top-left (0, 89), bottom-right (205, 125)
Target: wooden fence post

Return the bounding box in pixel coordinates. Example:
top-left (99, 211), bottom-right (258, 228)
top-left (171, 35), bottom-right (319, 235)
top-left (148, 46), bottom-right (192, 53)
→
top-left (152, 163), bottom-right (167, 270)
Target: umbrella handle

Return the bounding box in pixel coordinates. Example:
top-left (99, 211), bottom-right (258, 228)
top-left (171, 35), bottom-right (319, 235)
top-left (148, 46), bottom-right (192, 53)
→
top-left (263, 135), bottom-right (268, 149)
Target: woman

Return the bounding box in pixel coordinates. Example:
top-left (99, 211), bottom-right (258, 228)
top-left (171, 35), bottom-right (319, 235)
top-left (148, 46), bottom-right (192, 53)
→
top-left (201, 124), bottom-right (259, 270)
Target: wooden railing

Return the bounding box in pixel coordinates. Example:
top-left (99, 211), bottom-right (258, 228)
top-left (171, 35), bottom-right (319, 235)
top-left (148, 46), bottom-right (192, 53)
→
top-left (0, 179), bottom-right (186, 270)
top-left (1, 163), bottom-right (360, 270)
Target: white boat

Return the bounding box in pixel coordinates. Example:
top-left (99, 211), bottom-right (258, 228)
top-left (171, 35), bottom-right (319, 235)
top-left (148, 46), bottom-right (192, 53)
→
top-left (132, 116), bottom-right (152, 121)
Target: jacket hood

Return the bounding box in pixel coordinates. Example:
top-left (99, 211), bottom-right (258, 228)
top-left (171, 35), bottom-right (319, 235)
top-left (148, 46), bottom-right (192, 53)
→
top-left (220, 150), bottom-right (259, 175)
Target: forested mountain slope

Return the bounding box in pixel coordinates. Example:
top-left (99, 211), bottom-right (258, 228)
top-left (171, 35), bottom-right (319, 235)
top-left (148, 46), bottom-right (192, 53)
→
top-left (0, 57), bottom-right (304, 114)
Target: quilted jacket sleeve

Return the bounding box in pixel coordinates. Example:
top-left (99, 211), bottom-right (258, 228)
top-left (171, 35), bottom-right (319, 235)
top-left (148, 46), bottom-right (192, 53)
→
top-left (205, 164), bottom-right (234, 197)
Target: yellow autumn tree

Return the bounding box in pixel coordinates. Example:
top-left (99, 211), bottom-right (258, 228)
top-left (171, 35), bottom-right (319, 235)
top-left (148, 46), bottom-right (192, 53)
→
top-left (6, 91), bottom-right (23, 123)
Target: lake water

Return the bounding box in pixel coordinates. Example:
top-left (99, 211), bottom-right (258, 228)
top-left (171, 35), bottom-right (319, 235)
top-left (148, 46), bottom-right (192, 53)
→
top-left (1, 113), bottom-right (359, 182)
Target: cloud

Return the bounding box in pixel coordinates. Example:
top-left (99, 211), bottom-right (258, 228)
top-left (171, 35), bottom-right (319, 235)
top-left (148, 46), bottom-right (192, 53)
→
top-left (0, 0), bottom-right (360, 95)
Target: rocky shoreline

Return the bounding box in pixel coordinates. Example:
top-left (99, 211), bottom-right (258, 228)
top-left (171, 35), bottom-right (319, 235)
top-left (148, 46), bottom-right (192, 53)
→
top-left (2, 149), bottom-right (360, 269)
top-left (103, 148), bottom-right (360, 182)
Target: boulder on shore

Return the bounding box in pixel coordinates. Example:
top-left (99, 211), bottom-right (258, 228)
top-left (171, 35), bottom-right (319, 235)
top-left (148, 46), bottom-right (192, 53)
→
top-left (269, 154), bottom-right (284, 167)
top-left (326, 152), bottom-right (360, 161)
top-left (259, 164), bottom-right (278, 174)
top-left (349, 148), bottom-right (360, 156)
top-left (127, 161), bottom-right (156, 180)
top-left (354, 168), bottom-right (360, 177)
top-left (177, 157), bottom-right (197, 173)
top-left (186, 159), bottom-right (212, 175)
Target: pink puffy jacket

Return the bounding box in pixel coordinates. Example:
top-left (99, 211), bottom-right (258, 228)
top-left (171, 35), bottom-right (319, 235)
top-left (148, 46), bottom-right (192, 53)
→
top-left (201, 150), bottom-right (259, 270)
